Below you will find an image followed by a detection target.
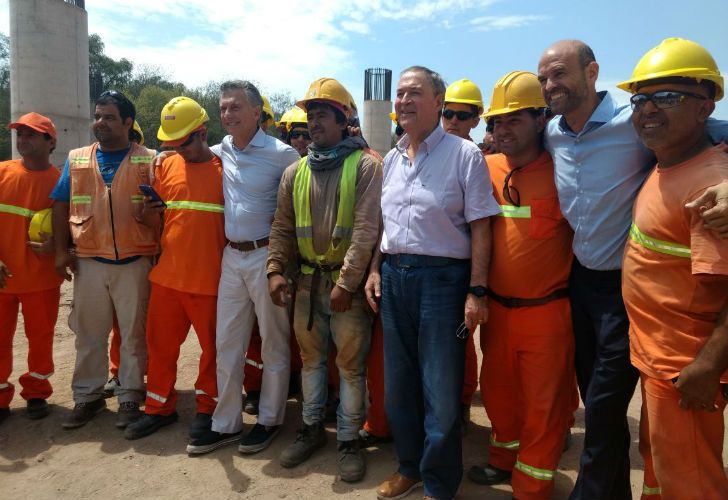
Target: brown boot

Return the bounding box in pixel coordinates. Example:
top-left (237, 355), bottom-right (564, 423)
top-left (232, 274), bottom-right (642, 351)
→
top-left (376, 471), bottom-right (422, 499)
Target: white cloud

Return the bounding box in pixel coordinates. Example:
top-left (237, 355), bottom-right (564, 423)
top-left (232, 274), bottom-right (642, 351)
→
top-left (470, 14), bottom-right (550, 31)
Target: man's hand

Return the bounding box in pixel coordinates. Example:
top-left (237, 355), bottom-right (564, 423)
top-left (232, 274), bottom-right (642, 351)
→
top-left (330, 285), bottom-right (353, 312)
top-left (27, 232), bottom-right (55, 256)
top-left (685, 180), bottom-right (728, 238)
top-left (0, 261), bottom-right (12, 289)
top-left (364, 271), bottom-right (381, 313)
top-left (135, 196), bottom-right (166, 223)
top-left (268, 273), bottom-right (290, 307)
top-left (674, 360), bottom-right (721, 411)
top-left (153, 150), bottom-right (175, 167)
top-left (464, 294), bottom-right (488, 333)
top-left (55, 250), bottom-right (76, 281)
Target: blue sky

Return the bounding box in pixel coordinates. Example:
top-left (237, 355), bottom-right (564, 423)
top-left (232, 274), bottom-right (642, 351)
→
top-left (2, 0), bottom-right (727, 140)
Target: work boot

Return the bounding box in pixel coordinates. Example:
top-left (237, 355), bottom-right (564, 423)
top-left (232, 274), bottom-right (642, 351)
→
top-left (243, 391), bottom-right (260, 416)
top-left (279, 422), bottom-right (327, 468)
top-left (62, 399), bottom-right (106, 429)
top-left (115, 401), bottom-right (143, 429)
top-left (376, 471), bottom-right (422, 499)
top-left (338, 439), bottom-right (365, 482)
top-left (188, 412), bottom-right (212, 439)
top-left (26, 399), bottom-right (50, 420)
top-left (467, 463), bottom-right (512, 485)
top-left (124, 412), bottom-right (178, 440)
top-left (103, 377), bottom-right (120, 399)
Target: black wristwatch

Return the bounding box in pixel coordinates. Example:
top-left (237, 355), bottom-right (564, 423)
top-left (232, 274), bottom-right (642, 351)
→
top-left (468, 285), bottom-right (488, 298)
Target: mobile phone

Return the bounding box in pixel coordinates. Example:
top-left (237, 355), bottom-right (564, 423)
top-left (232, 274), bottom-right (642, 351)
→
top-left (139, 184), bottom-right (166, 207)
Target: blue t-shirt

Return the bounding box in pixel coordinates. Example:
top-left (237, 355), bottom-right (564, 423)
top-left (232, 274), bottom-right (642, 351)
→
top-left (50, 146), bottom-right (131, 202)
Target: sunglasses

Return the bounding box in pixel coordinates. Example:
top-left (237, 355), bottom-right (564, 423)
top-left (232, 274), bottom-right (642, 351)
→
top-left (503, 166), bottom-right (523, 207)
top-left (289, 130), bottom-right (311, 140)
top-left (630, 90), bottom-right (707, 110)
top-left (442, 109), bottom-right (476, 121)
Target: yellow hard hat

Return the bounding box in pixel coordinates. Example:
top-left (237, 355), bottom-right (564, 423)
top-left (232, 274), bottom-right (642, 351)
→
top-left (445, 79), bottom-right (484, 114)
top-left (157, 96), bottom-right (209, 144)
top-left (261, 95), bottom-right (275, 128)
top-left (389, 112), bottom-right (397, 123)
top-left (617, 38), bottom-right (723, 101)
top-left (286, 107), bottom-right (308, 130)
top-left (276, 108), bottom-right (294, 129)
top-left (28, 208), bottom-right (53, 243)
top-left (296, 78), bottom-right (353, 118)
top-left (131, 120), bottom-right (145, 145)
top-left (483, 71), bottom-right (546, 118)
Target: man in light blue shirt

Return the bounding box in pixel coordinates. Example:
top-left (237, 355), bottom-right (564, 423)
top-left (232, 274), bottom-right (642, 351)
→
top-left (539, 39), bottom-right (728, 500)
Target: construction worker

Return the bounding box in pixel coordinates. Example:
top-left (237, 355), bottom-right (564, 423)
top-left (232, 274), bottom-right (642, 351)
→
top-left (368, 66), bottom-right (500, 500)
top-left (0, 112), bottom-right (62, 424)
top-left (618, 38), bottom-right (728, 499)
top-left (537, 40), bottom-right (728, 500)
top-left (185, 80), bottom-right (299, 455)
top-left (106, 119), bottom-right (147, 398)
top-left (466, 71), bottom-right (575, 499)
top-left (267, 77), bottom-right (382, 482)
top-left (285, 107), bottom-right (312, 157)
top-left (51, 90), bottom-right (158, 430)
top-left (123, 96), bottom-right (225, 442)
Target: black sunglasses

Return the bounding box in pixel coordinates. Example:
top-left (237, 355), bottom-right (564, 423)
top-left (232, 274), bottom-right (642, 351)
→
top-left (442, 109), bottom-right (476, 121)
top-left (630, 90), bottom-right (707, 110)
top-left (503, 166), bottom-right (523, 207)
top-left (289, 130), bottom-right (311, 140)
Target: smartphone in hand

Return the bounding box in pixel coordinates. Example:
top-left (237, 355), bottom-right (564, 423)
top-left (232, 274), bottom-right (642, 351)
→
top-left (139, 184), bottom-right (166, 207)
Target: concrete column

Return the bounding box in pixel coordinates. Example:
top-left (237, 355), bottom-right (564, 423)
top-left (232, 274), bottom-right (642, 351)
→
top-left (10, 0), bottom-right (90, 166)
top-left (362, 100), bottom-right (392, 158)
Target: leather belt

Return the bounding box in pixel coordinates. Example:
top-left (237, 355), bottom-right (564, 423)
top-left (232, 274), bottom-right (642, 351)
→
top-left (228, 237), bottom-right (269, 252)
top-left (385, 253), bottom-right (469, 268)
top-left (301, 259), bottom-right (342, 331)
top-left (486, 287), bottom-right (569, 308)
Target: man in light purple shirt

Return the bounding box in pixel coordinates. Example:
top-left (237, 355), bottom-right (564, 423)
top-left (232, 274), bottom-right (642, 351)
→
top-left (366, 66), bottom-right (500, 500)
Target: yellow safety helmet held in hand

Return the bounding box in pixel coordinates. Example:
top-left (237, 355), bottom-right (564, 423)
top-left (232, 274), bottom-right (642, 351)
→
top-left (28, 208), bottom-right (53, 243)
top-left (617, 38), bottom-right (723, 101)
top-left (296, 78), bottom-right (353, 118)
top-left (157, 96), bottom-right (209, 143)
top-left (483, 71), bottom-right (546, 118)
top-left (131, 120), bottom-right (145, 145)
top-left (444, 79), bottom-right (484, 114)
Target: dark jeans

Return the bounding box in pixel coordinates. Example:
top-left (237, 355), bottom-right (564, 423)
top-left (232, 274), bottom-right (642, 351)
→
top-left (381, 257), bottom-right (469, 500)
top-left (568, 259), bottom-right (639, 500)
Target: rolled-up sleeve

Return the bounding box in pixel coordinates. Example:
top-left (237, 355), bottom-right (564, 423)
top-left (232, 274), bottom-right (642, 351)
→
top-left (463, 149), bottom-right (501, 222)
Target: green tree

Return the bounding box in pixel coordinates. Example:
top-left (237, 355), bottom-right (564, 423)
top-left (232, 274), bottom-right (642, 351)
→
top-left (88, 33), bottom-right (133, 102)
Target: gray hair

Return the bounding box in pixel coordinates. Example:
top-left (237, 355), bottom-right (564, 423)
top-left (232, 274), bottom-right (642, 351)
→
top-left (400, 65), bottom-right (447, 97)
top-left (219, 80), bottom-right (263, 110)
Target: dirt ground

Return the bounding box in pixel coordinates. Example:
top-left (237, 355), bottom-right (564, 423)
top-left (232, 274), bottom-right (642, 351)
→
top-left (1, 281), bottom-right (726, 499)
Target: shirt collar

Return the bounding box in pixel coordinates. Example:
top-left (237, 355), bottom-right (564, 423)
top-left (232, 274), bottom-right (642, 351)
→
top-left (396, 125), bottom-right (446, 157)
top-left (230, 127), bottom-right (266, 152)
top-left (557, 90), bottom-right (616, 134)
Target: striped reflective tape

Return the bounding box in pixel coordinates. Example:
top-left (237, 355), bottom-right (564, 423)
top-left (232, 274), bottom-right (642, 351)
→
top-left (70, 157), bottom-right (90, 165)
top-left (28, 371), bottom-right (53, 380)
top-left (629, 222), bottom-right (691, 258)
top-left (489, 435), bottom-right (520, 450)
top-left (497, 205), bottom-right (531, 219)
top-left (245, 358), bottom-right (264, 370)
top-left (514, 460), bottom-right (555, 481)
top-left (130, 156), bottom-right (153, 164)
top-left (642, 484), bottom-right (662, 496)
top-left (165, 200), bottom-right (224, 213)
top-left (146, 391), bottom-right (167, 403)
top-left (0, 382), bottom-right (9, 389)
top-left (0, 203), bottom-right (35, 217)
top-left (71, 195), bottom-right (92, 204)
top-left (131, 195), bottom-right (144, 203)
top-left (195, 389), bottom-right (219, 402)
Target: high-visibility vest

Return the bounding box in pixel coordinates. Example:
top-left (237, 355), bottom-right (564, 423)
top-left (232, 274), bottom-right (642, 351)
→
top-left (68, 142), bottom-right (159, 260)
top-left (293, 149), bottom-right (362, 282)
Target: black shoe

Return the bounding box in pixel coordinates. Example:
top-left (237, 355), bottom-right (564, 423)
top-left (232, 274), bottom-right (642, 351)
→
top-left (243, 391), bottom-right (260, 416)
top-left (358, 428), bottom-right (393, 448)
top-left (62, 399), bottom-right (106, 429)
top-left (338, 439), bottom-right (365, 482)
top-left (0, 407), bottom-right (10, 425)
top-left (186, 429), bottom-right (242, 455)
top-left (468, 463), bottom-right (512, 485)
top-left (188, 413), bottom-right (212, 439)
top-left (116, 401), bottom-right (143, 429)
top-left (26, 399), bottom-right (50, 420)
top-left (279, 423), bottom-right (327, 468)
top-left (238, 423), bottom-right (280, 454)
top-left (124, 412), bottom-right (178, 440)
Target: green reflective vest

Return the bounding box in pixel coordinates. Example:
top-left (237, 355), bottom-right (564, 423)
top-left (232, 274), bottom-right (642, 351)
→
top-left (293, 149), bottom-right (362, 281)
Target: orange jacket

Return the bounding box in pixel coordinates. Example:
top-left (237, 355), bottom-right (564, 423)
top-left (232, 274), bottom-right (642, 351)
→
top-left (68, 143), bottom-right (159, 259)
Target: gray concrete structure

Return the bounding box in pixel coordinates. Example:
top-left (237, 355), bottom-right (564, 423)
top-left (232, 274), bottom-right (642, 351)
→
top-left (361, 68), bottom-right (392, 158)
top-left (10, 0), bottom-right (90, 166)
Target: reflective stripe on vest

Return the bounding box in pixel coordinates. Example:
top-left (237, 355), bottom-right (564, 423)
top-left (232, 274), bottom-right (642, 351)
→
top-left (165, 200), bottom-right (225, 213)
top-left (514, 460), bottom-right (555, 481)
top-left (195, 389), bottom-right (219, 402)
top-left (130, 156), bottom-right (153, 164)
top-left (0, 202), bottom-right (35, 218)
top-left (489, 435), bottom-right (520, 450)
top-left (629, 222), bottom-right (691, 258)
top-left (497, 204), bottom-right (531, 218)
top-left (70, 157), bottom-right (89, 165)
top-left (28, 371), bottom-right (53, 380)
top-left (146, 391), bottom-right (167, 403)
top-left (293, 149), bottom-right (362, 280)
top-left (642, 484), bottom-right (662, 496)
top-left (71, 195), bottom-right (92, 204)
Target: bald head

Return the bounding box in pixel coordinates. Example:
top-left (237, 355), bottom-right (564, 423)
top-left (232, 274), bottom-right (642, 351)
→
top-left (541, 40), bottom-right (596, 69)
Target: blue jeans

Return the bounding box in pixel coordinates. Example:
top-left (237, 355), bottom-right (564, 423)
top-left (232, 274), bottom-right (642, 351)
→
top-left (293, 275), bottom-right (372, 441)
top-left (381, 257), bottom-right (469, 500)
